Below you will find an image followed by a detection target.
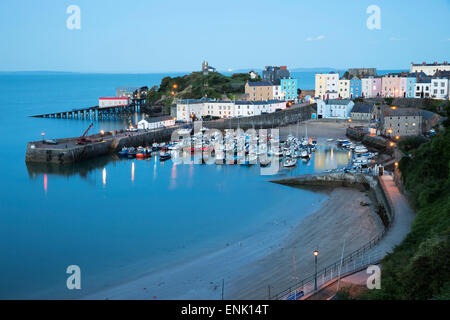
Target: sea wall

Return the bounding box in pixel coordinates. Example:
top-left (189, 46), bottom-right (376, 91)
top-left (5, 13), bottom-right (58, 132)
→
top-left (271, 173), bottom-right (394, 228)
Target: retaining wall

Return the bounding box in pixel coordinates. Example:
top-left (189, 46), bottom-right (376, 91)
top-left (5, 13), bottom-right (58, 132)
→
top-left (202, 104), bottom-right (315, 130)
top-left (271, 173), bottom-right (394, 227)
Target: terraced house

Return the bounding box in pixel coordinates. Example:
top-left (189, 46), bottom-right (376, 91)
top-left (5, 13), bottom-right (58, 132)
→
top-left (280, 77), bottom-right (298, 101)
top-left (245, 81), bottom-right (274, 101)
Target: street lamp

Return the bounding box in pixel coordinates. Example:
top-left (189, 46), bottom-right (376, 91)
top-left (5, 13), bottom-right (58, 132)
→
top-left (313, 250), bottom-right (319, 291)
top-left (41, 132), bottom-right (45, 143)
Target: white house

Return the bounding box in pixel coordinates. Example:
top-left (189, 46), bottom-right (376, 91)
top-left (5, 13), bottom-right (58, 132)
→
top-left (203, 101), bottom-right (235, 118)
top-left (414, 79), bottom-right (432, 98)
top-left (176, 99), bottom-right (205, 121)
top-left (272, 84), bottom-right (283, 100)
top-left (177, 99), bottom-right (287, 120)
top-left (98, 97), bottom-right (130, 108)
top-left (431, 77), bottom-right (449, 99)
top-left (249, 70), bottom-right (259, 79)
top-left (138, 116), bottom-right (175, 130)
top-left (316, 99), bottom-right (355, 119)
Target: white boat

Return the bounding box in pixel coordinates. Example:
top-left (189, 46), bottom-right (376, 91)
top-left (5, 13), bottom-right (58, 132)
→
top-left (300, 150), bottom-right (309, 158)
top-left (283, 158), bottom-right (297, 167)
top-left (355, 146), bottom-right (369, 153)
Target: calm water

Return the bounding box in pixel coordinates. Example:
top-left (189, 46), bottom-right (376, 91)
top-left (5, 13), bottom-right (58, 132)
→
top-left (0, 72), bottom-right (355, 299)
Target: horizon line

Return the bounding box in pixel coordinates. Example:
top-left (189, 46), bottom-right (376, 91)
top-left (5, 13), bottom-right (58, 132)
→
top-left (0, 67), bottom-right (409, 75)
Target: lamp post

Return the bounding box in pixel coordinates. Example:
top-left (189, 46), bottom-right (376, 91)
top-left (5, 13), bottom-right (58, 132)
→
top-left (41, 132), bottom-right (45, 143)
top-left (313, 250), bottom-right (319, 291)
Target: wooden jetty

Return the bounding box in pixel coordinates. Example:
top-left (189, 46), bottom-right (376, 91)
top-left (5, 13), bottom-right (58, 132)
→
top-left (30, 99), bottom-right (144, 120)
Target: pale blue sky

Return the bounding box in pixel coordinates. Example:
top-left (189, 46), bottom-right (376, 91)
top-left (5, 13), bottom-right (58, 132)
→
top-left (1, 0), bottom-right (449, 72)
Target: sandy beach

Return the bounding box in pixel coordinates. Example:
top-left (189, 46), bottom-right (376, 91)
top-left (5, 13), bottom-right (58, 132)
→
top-left (84, 185), bottom-right (383, 300)
top-left (82, 121), bottom-right (384, 300)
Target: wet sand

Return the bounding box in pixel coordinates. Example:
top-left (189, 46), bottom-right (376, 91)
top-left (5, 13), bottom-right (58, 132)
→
top-left (84, 186), bottom-right (382, 300)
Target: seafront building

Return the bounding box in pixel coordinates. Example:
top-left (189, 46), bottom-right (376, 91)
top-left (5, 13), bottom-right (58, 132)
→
top-left (176, 99), bottom-right (286, 122)
top-left (316, 99), bottom-right (354, 119)
top-left (349, 77), bottom-right (362, 99)
top-left (272, 81), bottom-right (282, 100)
top-left (350, 103), bottom-right (375, 121)
top-left (414, 77), bottom-right (432, 98)
top-left (430, 71), bottom-right (450, 99)
top-left (262, 66), bottom-right (290, 82)
top-left (361, 76), bottom-right (382, 98)
top-left (280, 77), bottom-right (298, 101)
top-left (137, 116), bottom-right (175, 130)
top-left (410, 61), bottom-right (450, 76)
top-left (405, 76), bottom-right (417, 98)
top-left (338, 79), bottom-right (350, 98)
top-left (314, 72), bottom-right (339, 100)
top-left (245, 81), bottom-right (274, 101)
top-left (315, 64), bottom-right (449, 100)
top-left (380, 106), bottom-right (422, 137)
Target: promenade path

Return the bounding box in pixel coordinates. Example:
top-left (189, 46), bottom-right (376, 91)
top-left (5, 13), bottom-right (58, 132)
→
top-left (305, 174), bottom-right (416, 300)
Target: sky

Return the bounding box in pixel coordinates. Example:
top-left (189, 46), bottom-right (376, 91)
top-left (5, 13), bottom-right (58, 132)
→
top-left (0, 0), bottom-right (449, 73)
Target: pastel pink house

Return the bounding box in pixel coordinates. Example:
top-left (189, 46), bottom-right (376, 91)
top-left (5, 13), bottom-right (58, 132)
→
top-left (382, 74), bottom-right (402, 97)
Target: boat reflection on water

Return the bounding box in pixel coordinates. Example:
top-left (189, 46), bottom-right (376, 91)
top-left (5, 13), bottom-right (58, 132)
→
top-left (314, 144), bottom-right (351, 171)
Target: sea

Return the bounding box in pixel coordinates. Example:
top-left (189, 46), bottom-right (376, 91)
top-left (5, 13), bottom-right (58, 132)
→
top-left (0, 70), bottom-right (400, 299)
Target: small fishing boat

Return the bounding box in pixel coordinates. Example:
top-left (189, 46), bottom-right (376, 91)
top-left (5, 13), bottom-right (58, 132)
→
top-left (152, 143), bottom-right (160, 151)
top-left (159, 152), bottom-right (171, 161)
top-left (127, 147), bottom-right (136, 159)
top-left (118, 147), bottom-right (128, 157)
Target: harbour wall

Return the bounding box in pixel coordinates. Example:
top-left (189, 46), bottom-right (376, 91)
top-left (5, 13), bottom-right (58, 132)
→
top-left (25, 126), bottom-right (183, 164)
top-left (270, 173), bottom-right (394, 228)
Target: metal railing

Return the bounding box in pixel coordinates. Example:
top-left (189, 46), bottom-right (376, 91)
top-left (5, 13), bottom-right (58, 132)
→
top-left (271, 229), bottom-right (387, 300)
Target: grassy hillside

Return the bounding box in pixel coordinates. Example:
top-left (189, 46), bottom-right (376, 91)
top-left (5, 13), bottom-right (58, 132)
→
top-left (361, 105), bottom-right (450, 300)
top-left (146, 71), bottom-right (261, 110)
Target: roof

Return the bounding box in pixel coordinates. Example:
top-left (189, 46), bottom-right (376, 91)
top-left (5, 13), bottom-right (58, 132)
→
top-left (382, 107), bottom-right (421, 117)
top-left (351, 103), bottom-right (374, 114)
top-left (140, 116), bottom-right (175, 123)
top-left (247, 81), bottom-right (273, 87)
top-left (433, 70), bottom-right (450, 79)
top-left (323, 99), bottom-right (353, 105)
top-left (411, 61), bottom-right (449, 66)
top-left (419, 110), bottom-right (439, 120)
top-left (99, 97), bottom-right (130, 100)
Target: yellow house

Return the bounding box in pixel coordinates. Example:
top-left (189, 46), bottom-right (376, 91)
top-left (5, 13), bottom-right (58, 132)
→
top-left (315, 74), bottom-right (327, 99)
top-left (245, 81), bottom-right (273, 101)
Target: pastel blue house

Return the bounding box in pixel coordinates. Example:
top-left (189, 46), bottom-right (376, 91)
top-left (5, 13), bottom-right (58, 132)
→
top-left (405, 77), bottom-right (417, 98)
top-left (406, 77), bottom-right (417, 98)
top-left (280, 78), bottom-right (298, 101)
top-left (349, 77), bottom-right (361, 99)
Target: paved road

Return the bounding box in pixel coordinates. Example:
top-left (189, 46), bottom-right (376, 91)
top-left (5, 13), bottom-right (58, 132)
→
top-left (305, 174), bottom-right (416, 300)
